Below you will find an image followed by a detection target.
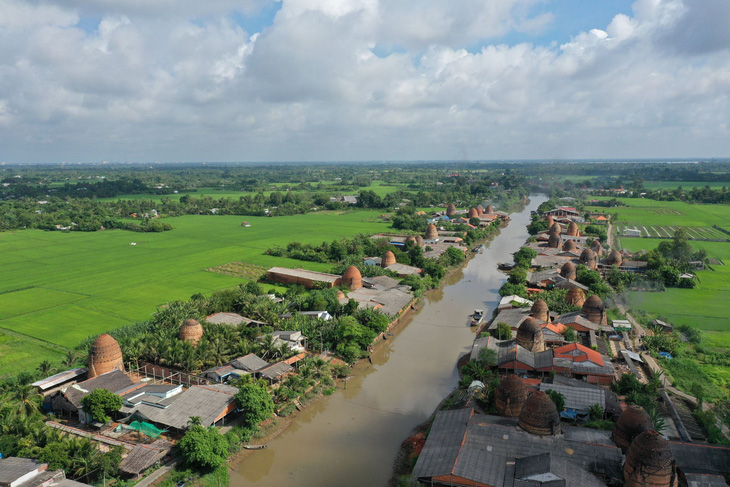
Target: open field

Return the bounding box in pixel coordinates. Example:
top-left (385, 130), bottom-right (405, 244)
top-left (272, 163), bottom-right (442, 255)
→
top-left (644, 181), bottom-right (730, 190)
top-left (588, 197), bottom-right (730, 228)
top-left (617, 224), bottom-right (729, 240)
top-left (0, 332), bottom-right (66, 377)
top-left (98, 181), bottom-right (407, 202)
top-left (0, 210), bottom-right (391, 371)
top-left (597, 197), bottom-right (730, 339)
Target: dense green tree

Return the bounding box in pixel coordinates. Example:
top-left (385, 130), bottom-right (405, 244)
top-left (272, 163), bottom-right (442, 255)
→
top-left (235, 383), bottom-right (274, 429)
top-left (81, 389), bottom-right (122, 424)
top-left (513, 247), bottom-right (537, 268)
top-left (545, 390), bottom-right (565, 411)
top-left (491, 322), bottom-right (513, 340)
top-left (178, 425), bottom-right (229, 469)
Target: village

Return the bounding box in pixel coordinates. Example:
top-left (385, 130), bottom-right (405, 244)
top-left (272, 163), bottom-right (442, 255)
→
top-left (0, 204), bottom-right (512, 487)
top-left (408, 205), bottom-right (730, 487)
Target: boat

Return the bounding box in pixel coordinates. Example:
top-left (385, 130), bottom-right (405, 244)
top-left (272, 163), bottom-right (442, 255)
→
top-left (472, 244), bottom-right (484, 253)
top-left (497, 262), bottom-right (515, 271)
top-left (470, 309), bottom-right (484, 326)
top-left (243, 444), bottom-right (268, 450)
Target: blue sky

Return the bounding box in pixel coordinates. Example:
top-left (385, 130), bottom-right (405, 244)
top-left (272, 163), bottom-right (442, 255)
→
top-left (0, 0), bottom-right (729, 163)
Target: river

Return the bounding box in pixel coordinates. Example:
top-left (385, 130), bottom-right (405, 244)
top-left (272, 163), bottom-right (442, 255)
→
top-left (229, 195), bottom-right (546, 487)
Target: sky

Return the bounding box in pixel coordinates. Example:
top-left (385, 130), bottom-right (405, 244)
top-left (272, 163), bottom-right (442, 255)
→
top-left (1, 0), bottom-right (729, 163)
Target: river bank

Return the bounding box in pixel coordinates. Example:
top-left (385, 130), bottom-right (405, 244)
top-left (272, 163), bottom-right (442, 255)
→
top-left (220, 216), bottom-right (511, 475)
top-left (227, 195), bottom-right (545, 487)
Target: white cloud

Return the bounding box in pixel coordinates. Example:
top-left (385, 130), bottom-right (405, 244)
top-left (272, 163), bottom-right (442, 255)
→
top-left (0, 0), bottom-right (729, 162)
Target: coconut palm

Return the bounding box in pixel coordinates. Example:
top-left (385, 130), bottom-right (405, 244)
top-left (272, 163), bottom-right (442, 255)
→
top-left (63, 350), bottom-right (78, 368)
top-left (13, 384), bottom-right (43, 417)
top-left (257, 334), bottom-right (278, 361)
top-left (69, 438), bottom-right (97, 479)
top-left (37, 360), bottom-right (54, 376)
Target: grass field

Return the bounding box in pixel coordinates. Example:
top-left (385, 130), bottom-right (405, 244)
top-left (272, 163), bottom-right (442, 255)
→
top-left (0, 210), bottom-right (391, 372)
top-left (644, 181), bottom-right (730, 190)
top-left (620, 238), bottom-right (730, 337)
top-left (611, 201), bottom-right (730, 346)
top-left (98, 181), bottom-right (407, 202)
top-left (588, 197), bottom-right (730, 228)
top-left (610, 199), bottom-right (730, 403)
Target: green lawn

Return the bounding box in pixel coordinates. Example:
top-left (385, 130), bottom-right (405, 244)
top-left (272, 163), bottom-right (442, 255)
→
top-left (0, 210), bottom-right (390, 358)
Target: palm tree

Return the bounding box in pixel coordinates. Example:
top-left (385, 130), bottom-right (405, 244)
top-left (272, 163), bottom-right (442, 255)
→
top-left (257, 334), bottom-right (278, 361)
top-left (37, 360), bottom-right (54, 376)
top-left (63, 350), bottom-right (78, 368)
top-left (187, 416), bottom-right (202, 427)
top-left (207, 337), bottom-right (230, 366)
top-left (69, 438), bottom-right (97, 480)
top-left (13, 384), bottom-right (42, 417)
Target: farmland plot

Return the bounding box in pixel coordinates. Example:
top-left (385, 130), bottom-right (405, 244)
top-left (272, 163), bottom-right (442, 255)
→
top-left (617, 224), bottom-right (729, 240)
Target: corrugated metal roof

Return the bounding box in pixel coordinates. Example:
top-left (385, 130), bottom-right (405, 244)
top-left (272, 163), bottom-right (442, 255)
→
top-left (539, 383), bottom-right (605, 411)
top-left (0, 458), bottom-right (43, 484)
top-left (413, 410), bottom-right (621, 485)
top-left (126, 384), bottom-right (236, 430)
top-left (266, 267), bottom-right (341, 283)
top-left (31, 368), bottom-right (86, 390)
top-left (411, 408), bottom-right (472, 479)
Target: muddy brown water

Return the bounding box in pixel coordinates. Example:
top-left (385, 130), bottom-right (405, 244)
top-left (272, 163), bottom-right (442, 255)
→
top-left (229, 196), bottom-right (546, 487)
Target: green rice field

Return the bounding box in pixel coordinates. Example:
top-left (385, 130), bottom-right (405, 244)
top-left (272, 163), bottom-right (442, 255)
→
top-left (609, 199), bottom-right (730, 345)
top-left (98, 181), bottom-right (406, 202)
top-left (643, 181), bottom-right (730, 190)
top-left (588, 197), bottom-right (730, 228)
top-left (621, 238), bottom-right (730, 337)
top-left (0, 210), bottom-right (391, 372)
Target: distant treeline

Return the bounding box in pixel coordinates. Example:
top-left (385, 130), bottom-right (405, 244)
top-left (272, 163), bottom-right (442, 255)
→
top-left (0, 163), bottom-right (529, 232)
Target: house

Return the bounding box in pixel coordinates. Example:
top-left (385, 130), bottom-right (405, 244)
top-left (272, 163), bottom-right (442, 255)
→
top-left (203, 354), bottom-right (269, 382)
top-left (612, 319), bottom-right (632, 332)
top-left (497, 295), bottom-right (533, 311)
top-left (0, 457), bottom-right (89, 487)
top-left (623, 227), bottom-right (642, 237)
top-left (266, 267), bottom-right (342, 289)
top-left (384, 263), bottom-right (422, 277)
top-left (206, 312), bottom-right (246, 326)
top-left (272, 330), bottom-right (307, 351)
top-left (257, 361), bottom-right (294, 383)
top-left (553, 342), bottom-right (614, 385)
top-left (526, 269), bottom-right (560, 288)
top-left (342, 195), bottom-right (358, 205)
top-left (50, 369), bottom-right (140, 421)
top-left (542, 322), bottom-right (568, 345)
top-left (31, 368), bottom-right (87, 396)
top-left (206, 312), bottom-right (267, 327)
top-left (544, 207), bottom-right (581, 219)
top-left (121, 384), bottom-right (183, 409)
top-left (118, 441), bottom-right (172, 479)
top-left (652, 319), bottom-right (674, 333)
top-left (412, 409), bottom-right (622, 486)
top-left (121, 384), bottom-right (238, 432)
top-left (539, 382), bottom-right (605, 416)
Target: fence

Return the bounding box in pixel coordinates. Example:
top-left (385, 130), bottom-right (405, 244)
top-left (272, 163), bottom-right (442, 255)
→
top-left (128, 361), bottom-right (211, 387)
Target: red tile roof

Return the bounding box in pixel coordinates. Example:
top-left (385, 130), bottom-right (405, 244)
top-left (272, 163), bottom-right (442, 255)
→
top-left (553, 342), bottom-right (604, 366)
